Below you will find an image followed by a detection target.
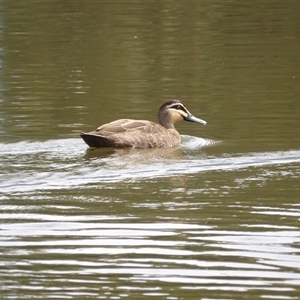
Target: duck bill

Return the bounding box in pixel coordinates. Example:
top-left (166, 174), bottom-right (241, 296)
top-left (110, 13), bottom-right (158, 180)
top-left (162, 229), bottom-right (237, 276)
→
top-left (184, 113), bottom-right (207, 125)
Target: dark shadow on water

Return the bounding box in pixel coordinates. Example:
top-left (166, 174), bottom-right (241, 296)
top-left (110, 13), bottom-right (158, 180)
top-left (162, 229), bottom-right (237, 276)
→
top-left (84, 147), bottom-right (119, 158)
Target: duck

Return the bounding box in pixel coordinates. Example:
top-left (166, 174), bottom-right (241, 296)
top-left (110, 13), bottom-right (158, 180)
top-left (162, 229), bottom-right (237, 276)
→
top-left (80, 99), bottom-right (206, 149)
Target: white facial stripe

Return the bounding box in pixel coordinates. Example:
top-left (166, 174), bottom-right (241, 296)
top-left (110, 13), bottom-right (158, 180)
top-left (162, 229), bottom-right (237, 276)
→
top-left (167, 103), bottom-right (184, 109)
top-left (174, 109), bottom-right (187, 118)
top-left (167, 103), bottom-right (189, 117)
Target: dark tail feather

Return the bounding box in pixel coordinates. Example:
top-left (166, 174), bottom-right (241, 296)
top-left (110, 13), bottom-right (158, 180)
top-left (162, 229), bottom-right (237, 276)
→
top-left (80, 133), bottom-right (111, 148)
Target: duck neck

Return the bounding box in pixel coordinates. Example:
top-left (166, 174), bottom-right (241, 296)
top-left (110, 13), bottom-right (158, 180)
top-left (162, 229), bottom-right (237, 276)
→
top-left (159, 120), bottom-right (175, 129)
top-left (158, 111), bottom-right (175, 129)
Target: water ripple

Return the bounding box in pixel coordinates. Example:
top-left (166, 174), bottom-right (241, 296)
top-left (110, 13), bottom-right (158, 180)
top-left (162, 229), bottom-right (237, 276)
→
top-left (0, 139), bottom-right (299, 193)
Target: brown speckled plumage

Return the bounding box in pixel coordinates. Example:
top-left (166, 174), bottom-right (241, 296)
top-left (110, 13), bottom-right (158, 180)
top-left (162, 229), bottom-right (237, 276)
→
top-left (80, 100), bottom-right (206, 149)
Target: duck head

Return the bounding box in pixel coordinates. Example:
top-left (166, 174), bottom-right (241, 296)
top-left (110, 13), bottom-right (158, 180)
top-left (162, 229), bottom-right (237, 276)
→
top-left (158, 99), bottom-right (207, 129)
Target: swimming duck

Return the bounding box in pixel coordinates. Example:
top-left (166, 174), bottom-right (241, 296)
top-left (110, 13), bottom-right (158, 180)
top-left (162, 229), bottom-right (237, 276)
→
top-left (80, 99), bottom-right (206, 149)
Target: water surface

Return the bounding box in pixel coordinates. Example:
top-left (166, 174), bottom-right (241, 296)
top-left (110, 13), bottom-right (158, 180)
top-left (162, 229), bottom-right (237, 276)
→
top-left (0, 1), bottom-right (300, 299)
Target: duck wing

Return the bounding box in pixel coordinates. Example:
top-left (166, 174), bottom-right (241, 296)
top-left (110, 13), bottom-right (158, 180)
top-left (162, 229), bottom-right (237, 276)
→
top-left (95, 119), bottom-right (160, 135)
top-left (80, 119), bottom-right (180, 148)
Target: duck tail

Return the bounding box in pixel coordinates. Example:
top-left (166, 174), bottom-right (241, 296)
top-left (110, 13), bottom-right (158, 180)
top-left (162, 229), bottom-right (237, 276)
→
top-left (80, 133), bottom-right (111, 148)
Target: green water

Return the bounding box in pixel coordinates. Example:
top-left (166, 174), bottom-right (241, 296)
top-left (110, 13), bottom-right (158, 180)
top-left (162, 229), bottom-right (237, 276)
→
top-left (0, 1), bottom-right (300, 299)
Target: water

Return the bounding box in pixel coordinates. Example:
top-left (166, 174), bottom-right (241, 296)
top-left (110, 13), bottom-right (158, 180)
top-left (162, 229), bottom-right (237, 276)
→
top-left (1, 1), bottom-right (300, 299)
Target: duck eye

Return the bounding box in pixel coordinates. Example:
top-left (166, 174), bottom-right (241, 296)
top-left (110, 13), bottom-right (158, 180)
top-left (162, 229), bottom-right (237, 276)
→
top-left (176, 105), bottom-right (181, 110)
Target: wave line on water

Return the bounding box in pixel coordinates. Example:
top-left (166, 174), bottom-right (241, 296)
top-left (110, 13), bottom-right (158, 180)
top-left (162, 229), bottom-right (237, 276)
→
top-left (0, 139), bottom-right (299, 193)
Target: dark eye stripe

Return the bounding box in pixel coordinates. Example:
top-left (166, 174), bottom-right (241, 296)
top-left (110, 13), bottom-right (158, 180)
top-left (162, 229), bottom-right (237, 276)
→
top-left (170, 103), bottom-right (188, 113)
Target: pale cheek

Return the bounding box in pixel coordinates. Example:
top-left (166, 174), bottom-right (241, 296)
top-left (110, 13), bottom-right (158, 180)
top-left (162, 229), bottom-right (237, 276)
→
top-left (171, 114), bottom-right (184, 123)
